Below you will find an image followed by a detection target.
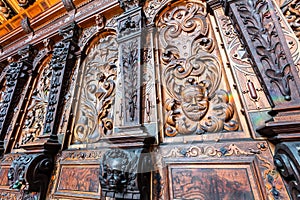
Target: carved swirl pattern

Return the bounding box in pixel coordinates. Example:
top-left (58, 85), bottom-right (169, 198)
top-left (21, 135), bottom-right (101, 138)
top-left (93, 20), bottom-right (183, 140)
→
top-left (73, 35), bottom-right (118, 144)
top-left (157, 2), bottom-right (238, 136)
top-left (281, 0), bottom-right (300, 41)
top-left (236, 0), bottom-right (293, 100)
top-left (16, 62), bottom-right (52, 147)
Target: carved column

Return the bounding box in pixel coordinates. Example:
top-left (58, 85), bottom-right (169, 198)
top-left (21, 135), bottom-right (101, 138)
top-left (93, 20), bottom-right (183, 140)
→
top-left (274, 142), bottom-right (300, 199)
top-left (222, 0), bottom-right (300, 142)
top-left (22, 22), bottom-right (80, 153)
top-left (0, 45), bottom-right (36, 155)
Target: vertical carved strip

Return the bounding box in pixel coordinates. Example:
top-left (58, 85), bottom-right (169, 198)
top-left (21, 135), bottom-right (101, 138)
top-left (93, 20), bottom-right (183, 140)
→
top-left (42, 22), bottom-right (79, 148)
top-left (117, 3), bottom-right (145, 127)
top-left (222, 0), bottom-right (300, 109)
top-left (0, 45), bottom-right (36, 155)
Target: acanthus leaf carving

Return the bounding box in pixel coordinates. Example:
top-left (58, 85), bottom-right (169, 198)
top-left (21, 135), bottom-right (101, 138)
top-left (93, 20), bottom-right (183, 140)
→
top-left (158, 2), bottom-right (239, 137)
top-left (73, 35), bottom-right (118, 144)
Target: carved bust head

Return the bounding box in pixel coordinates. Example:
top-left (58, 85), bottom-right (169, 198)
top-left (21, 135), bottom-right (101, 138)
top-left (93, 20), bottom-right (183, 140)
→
top-left (181, 82), bottom-right (208, 121)
top-left (100, 149), bottom-right (129, 191)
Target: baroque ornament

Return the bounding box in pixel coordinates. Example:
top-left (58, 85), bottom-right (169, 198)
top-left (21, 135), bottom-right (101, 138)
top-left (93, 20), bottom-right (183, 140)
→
top-left (281, 0), bottom-right (300, 41)
top-left (73, 35), bottom-right (118, 144)
top-left (157, 2), bottom-right (238, 136)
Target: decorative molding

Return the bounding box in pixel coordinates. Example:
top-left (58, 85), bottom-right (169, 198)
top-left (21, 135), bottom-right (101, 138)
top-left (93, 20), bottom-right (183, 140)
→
top-left (8, 154), bottom-right (54, 200)
top-left (39, 22), bottom-right (79, 152)
top-left (99, 148), bottom-right (151, 199)
top-left (17, 0), bottom-right (35, 8)
top-left (0, 45), bottom-right (36, 155)
top-left (274, 142), bottom-right (300, 199)
top-left (222, 0), bottom-right (300, 108)
top-left (118, 0), bottom-right (144, 11)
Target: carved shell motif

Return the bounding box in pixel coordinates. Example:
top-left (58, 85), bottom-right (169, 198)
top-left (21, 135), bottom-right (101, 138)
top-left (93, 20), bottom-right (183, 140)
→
top-left (157, 2), bottom-right (239, 136)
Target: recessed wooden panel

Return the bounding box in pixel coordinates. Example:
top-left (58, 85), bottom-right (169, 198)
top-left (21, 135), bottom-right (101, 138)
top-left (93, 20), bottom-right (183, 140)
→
top-left (0, 167), bottom-right (9, 187)
top-left (55, 165), bottom-right (100, 199)
top-left (169, 164), bottom-right (258, 200)
top-left (26, 5), bottom-right (43, 18)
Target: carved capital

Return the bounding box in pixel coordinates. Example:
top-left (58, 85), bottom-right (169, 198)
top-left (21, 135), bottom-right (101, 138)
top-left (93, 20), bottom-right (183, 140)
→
top-left (8, 154), bottom-right (54, 199)
top-left (99, 148), bottom-right (151, 199)
top-left (18, 44), bottom-right (36, 64)
top-left (59, 22), bottom-right (80, 43)
top-left (274, 142), bottom-right (300, 199)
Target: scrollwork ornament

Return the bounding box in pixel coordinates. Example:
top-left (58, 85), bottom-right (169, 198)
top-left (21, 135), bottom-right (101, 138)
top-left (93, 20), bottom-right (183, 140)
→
top-left (118, 0), bottom-right (144, 11)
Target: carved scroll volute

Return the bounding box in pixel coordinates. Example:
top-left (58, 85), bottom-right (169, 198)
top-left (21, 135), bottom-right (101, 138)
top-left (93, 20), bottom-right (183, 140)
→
top-left (222, 0), bottom-right (300, 109)
top-left (274, 142), bottom-right (300, 199)
top-left (0, 45), bottom-right (36, 155)
top-left (39, 22), bottom-right (79, 152)
top-left (8, 154), bottom-right (54, 200)
top-left (99, 149), bottom-right (151, 199)
top-left (157, 2), bottom-right (239, 137)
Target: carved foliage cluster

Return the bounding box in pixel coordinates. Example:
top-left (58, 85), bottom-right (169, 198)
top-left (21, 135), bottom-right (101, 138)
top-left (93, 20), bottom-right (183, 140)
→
top-left (157, 2), bottom-right (238, 136)
top-left (234, 0), bottom-right (294, 101)
top-left (73, 35), bottom-right (118, 144)
top-left (119, 0), bottom-right (144, 11)
top-left (17, 62), bottom-right (52, 147)
top-left (120, 39), bottom-right (140, 123)
top-left (281, 0), bottom-right (300, 40)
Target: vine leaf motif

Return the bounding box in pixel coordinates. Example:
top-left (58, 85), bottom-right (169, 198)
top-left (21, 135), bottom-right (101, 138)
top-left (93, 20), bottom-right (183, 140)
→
top-left (121, 40), bottom-right (139, 122)
top-left (73, 35), bottom-right (118, 144)
top-left (235, 0), bottom-right (294, 101)
top-left (157, 2), bottom-right (238, 137)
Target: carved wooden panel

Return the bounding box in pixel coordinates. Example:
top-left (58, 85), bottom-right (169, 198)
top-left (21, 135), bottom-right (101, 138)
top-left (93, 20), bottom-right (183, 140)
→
top-left (13, 58), bottom-right (52, 148)
top-left (48, 150), bottom-right (103, 199)
top-left (72, 33), bottom-right (118, 144)
top-left (156, 1), bottom-right (240, 140)
top-left (281, 0), bottom-right (300, 41)
top-left (153, 141), bottom-right (290, 200)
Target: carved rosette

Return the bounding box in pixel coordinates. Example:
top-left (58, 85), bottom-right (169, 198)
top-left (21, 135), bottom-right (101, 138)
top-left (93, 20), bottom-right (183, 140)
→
top-left (73, 35), bottom-right (118, 144)
top-left (42, 22), bottom-right (79, 147)
top-left (0, 45), bottom-right (36, 155)
top-left (8, 154), bottom-right (54, 200)
top-left (99, 148), bottom-right (151, 199)
top-left (274, 142), bottom-right (300, 199)
top-left (222, 0), bottom-right (300, 107)
top-left (157, 2), bottom-right (239, 136)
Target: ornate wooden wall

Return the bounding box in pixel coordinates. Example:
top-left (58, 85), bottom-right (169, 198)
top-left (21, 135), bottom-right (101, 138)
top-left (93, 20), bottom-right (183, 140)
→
top-left (0, 0), bottom-right (299, 199)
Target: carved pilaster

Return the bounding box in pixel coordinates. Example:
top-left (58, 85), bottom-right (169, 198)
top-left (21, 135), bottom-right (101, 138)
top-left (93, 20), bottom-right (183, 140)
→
top-left (274, 142), bottom-right (300, 199)
top-left (22, 22), bottom-right (79, 153)
top-left (222, 0), bottom-right (300, 142)
top-left (0, 45), bottom-right (36, 155)
top-left (99, 148), bottom-right (151, 199)
top-left (8, 154), bottom-right (54, 200)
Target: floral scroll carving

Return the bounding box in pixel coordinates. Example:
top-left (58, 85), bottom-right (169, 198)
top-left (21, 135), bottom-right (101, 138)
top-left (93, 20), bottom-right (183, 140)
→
top-left (281, 0), bottom-right (300, 41)
top-left (16, 62), bottom-right (52, 147)
top-left (73, 35), bottom-right (118, 144)
top-left (157, 2), bottom-right (238, 136)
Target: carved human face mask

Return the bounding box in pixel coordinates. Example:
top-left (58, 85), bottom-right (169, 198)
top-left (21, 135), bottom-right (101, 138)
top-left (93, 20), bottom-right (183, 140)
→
top-left (181, 84), bottom-right (208, 121)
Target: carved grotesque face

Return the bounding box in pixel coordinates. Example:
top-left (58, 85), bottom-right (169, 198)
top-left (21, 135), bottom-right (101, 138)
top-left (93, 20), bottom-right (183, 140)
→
top-left (106, 158), bottom-right (126, 190)
top-left (181, 84), bottom-right (208, 121)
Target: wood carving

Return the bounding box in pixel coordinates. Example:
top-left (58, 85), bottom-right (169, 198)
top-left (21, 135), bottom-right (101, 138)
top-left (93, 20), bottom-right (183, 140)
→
top-left (281, 0), bottom-right (300, 41)
top-left (16, 61), bottom-right (52, 147)
top-left (21, 17), bottom-right (33, 34)
top-left (42, 22), bottom-right (79, 149)
top-left (118, 0), bottom-right (144, 11)
top-left (222, 0), bottom-right (300, 107)
top-left (73, 35), bottom-right (118, 144)
top-left (17, 0), bottom-right (35, 8)
top-left (8, 154), bottom-right (54, 200)
top-left (157, 2), bottom-right (238, 136)
top-left (0, 0), bottom-right (15, 19)
top-left (99, 148), bottom-right (151, 199)
top-left (0, 45), bottom-right (36, 155)
top-left (274, 142), bottom-right (300, 199)
top-left (62, 0), bottom-right (76, 12)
